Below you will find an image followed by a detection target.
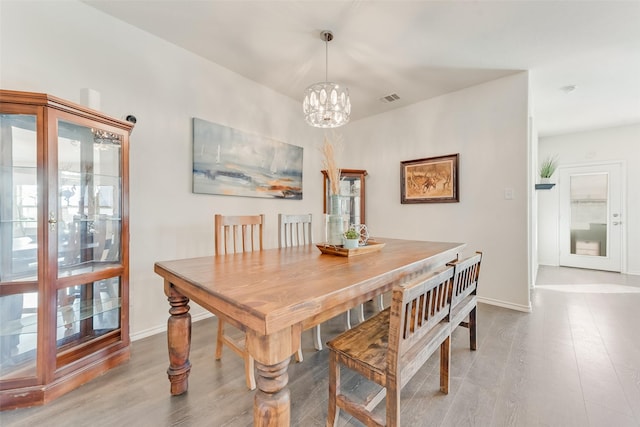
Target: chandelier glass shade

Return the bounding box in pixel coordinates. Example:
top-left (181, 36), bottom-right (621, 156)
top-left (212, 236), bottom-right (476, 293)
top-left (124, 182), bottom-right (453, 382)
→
top-left (303, 31), bottom-right (351, 128)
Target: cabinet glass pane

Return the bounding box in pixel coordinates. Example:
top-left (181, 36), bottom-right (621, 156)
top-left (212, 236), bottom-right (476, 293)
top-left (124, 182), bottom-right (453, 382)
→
top-left (0, 114), bottom-right (39, 282)
top-left (0, 292), bottom-right (38, 380)
top-left (57, 120), bottom-right (122, 277)
top-left (340, 176), bottom-right (362, 226)
top-left (327, 176), bottom-right (363, 226)
top-left (56, 277), bottom-right (121, 350)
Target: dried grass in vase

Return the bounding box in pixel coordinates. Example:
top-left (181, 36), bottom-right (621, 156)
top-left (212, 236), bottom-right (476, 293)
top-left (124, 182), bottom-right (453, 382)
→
top-left (321, 134), bottom-right (342, 195)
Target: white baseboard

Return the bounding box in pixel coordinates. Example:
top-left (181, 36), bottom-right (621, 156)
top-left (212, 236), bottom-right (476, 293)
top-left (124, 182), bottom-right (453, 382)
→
top-left (131, 311), bottom-right (214, 342)
top-left (477, 296), bottom-right (532, 313)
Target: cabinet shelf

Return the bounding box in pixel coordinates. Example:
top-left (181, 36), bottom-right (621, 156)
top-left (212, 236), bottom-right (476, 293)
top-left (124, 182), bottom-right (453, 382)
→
top-left (0, 298), bottom-right (120, 337)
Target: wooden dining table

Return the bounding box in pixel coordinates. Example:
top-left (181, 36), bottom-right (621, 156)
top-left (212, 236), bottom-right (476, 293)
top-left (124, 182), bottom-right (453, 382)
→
top-left (154, 238), bottom-right (465, 426)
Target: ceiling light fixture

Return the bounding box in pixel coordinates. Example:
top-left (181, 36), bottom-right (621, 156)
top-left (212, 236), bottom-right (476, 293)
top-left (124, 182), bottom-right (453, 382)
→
top-left (303, 30), bottom-right (351, 128)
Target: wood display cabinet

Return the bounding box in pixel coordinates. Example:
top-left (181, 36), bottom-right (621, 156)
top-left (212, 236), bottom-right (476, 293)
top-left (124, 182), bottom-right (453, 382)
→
top-left (322, 169), bottom-right (367, 227)
top-left (0, 90), bottom-right (133, 409)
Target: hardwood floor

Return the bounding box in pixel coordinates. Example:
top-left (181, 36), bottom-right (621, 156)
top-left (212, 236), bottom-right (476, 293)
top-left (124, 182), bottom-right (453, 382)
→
top-left (2, 266), bottom-right (639, 426)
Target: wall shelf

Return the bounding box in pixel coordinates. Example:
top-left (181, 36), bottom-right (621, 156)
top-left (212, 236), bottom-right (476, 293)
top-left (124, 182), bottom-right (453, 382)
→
top-left (535, 183), bottom-right (556, 190)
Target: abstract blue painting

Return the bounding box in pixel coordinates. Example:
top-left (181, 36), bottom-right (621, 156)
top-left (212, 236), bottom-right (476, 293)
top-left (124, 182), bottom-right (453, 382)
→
top-left (193, 118), bottom-right (303, 199)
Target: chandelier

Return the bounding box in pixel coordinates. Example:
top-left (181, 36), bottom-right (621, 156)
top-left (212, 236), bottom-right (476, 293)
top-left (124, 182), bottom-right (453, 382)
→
top-left (303, 30), bottom-right (351, 128)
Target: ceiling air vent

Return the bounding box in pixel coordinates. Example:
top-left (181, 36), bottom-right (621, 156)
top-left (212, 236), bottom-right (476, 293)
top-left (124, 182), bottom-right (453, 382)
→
top-left (380, 93), bottom-right (400, 103)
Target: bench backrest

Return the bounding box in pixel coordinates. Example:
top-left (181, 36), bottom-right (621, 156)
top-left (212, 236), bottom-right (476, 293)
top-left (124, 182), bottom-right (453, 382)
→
top-left (449, 252), bottom-right (482, 307)
top-left (387, 267), bottom-right (454, 378)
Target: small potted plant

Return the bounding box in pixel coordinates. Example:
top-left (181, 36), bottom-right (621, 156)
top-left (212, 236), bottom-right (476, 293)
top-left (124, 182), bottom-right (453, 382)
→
top-left (343, 227), bottom-right (360, 249)
top-left (539, 156), bottom-right (557, 183)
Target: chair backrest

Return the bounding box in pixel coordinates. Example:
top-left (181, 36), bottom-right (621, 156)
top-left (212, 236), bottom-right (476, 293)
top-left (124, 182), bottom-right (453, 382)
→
top-left (387, 266), bottom-right (454, 378)
top-left (214, 214), bottom-right (264, 255)
top-left (278, 213), bottom-right (313, 248)
top-left (448, 252), bottom-right (482, 308)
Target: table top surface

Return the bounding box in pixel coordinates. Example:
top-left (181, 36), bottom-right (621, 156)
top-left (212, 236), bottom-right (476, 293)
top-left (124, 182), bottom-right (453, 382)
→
top-left (155, 238), bottom-right (464, 335)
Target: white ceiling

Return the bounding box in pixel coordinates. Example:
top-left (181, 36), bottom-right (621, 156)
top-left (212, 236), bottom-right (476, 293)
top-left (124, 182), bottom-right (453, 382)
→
top-left (83, 0), bottom-right (640, 137)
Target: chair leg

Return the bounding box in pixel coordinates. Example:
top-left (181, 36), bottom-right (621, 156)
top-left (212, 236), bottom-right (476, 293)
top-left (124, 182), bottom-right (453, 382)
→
top-left (313, 325), bottom-right (323, 351)
top-left (469, 307), bottom-right (477, 351)
top-left (440, 336), bottom-right (450, 394)
top-left (215, 318), bottom-right (224, 359)
top-left (295, 347), bottom-right (304, 362)
top-left (357, 304), bottom-right (365, 323)
top-left (327, 351), bottom-right (340, 427)
top-left (245, 353), bottom-right (256, 390)
top-left (344, 310), bottom-right (352, 330)
top-left (376, 294), bottom-right (385, 311)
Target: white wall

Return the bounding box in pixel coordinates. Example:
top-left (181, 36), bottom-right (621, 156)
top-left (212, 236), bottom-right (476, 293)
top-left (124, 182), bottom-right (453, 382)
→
top-left (538, 124), bottom-right (640, 274)
top-left (1, 1), bottom-right (533, 342)
top-left (1, 0), bottom-right (327, 338)
top-left (338, 73), bottom-right (532, 311)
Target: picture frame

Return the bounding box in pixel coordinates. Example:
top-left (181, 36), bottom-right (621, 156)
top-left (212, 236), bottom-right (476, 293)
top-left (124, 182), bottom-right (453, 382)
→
top-left (400, 153), bottom-right (459, 204)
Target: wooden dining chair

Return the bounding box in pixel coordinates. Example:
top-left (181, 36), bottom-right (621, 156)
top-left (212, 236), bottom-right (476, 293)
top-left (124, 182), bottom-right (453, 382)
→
top-left (279, 213), bottom-right (314, 248)
top-left (447, 251), bottom-right (482, 350)
top-left (279, 213), bottom-right (367, 352)
top-left (278, 213), bottom-right (322, 358)
top-left (213, 213), bottom-right (264, 390)
top-left (326, 266), bottom-right (455, 427)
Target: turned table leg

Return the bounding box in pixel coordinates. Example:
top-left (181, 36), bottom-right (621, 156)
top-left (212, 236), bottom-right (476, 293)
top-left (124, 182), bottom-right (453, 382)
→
top-left (165, 282), bottom-right (191, 395)
top-left (246, 325), bottom-right (301, 426)
top-left (254, 359), bottom-right (291, 426)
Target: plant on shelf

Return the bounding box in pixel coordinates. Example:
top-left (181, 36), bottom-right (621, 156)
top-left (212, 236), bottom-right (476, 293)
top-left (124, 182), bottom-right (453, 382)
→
top-left (539, 156), bottom-right (558, 182)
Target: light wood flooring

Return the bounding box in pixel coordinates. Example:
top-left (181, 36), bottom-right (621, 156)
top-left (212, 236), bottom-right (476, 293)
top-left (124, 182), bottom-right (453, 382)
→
top-left (2, 266), bottom-right (639, 426)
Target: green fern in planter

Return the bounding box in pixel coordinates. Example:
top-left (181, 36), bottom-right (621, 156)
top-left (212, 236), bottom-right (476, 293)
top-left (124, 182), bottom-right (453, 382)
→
top-left (539, 156), bottom-right (558, 179)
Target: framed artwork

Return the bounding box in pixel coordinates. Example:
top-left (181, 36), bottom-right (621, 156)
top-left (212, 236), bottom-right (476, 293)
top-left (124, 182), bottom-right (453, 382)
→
top-left (400, 153), bottom-right (459, 203)
top-left (192, 118), bottom-right (303, 199)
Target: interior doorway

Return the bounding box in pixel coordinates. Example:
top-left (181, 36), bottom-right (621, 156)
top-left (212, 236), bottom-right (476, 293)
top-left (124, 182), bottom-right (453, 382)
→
top-left (558, 162), bottom-right (623, 272)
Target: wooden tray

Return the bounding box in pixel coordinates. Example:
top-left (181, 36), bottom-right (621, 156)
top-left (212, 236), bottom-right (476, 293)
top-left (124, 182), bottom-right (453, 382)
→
top-left (316, 241), bottom-right (386, 257)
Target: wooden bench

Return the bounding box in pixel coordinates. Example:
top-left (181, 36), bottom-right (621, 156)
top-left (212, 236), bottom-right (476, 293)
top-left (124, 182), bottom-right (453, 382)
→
top-left (326, 266), bottom-right (455, 426)
top-left (447, 252), bottom-right (482, 350)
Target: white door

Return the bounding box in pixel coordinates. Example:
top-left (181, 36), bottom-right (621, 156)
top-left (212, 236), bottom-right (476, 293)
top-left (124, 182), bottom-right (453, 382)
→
top-left (558, 163), bottom-right (622, 272)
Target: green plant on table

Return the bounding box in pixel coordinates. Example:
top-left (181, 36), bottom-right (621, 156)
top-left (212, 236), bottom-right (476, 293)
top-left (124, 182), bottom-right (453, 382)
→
top-left (344, 228), bottom-right (359, 239)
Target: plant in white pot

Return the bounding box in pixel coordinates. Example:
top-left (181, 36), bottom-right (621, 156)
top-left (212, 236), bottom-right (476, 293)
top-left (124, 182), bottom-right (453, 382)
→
top-left (539, 156), bottom-right (558, 183)
top-left (343, 227), bottom-right (360, 249)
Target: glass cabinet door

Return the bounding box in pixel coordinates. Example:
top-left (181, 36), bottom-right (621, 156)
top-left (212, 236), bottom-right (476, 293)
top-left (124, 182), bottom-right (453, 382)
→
top-left (51, 116), bottom-right (124, 360)
top-left (56, 120), bottom-right (123, 277)
top-left (0, 111), bottom-right (41, 381)
top-left (322, 169), bottom-right (367, 227)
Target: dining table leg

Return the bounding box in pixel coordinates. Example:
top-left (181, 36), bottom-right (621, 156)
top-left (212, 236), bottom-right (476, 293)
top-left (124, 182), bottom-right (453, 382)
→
top-left (164, 281), bottom-right (192, 395)
top-left (247, 324), bottom-right (301, 427)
